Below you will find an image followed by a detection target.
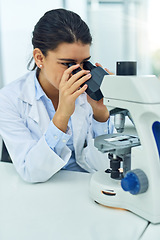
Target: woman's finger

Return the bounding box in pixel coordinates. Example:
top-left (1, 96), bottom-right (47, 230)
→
top-left (61, 64), bottom-right (81, 83)
top-left (104, 68), bottom-right (114, 75)
top-left (95, 62), bottom-right (102, 68)
top-left (66, 69), bottom-right (90, 88)
top-left (72, 84), bottom-right (88, 100)
top-left (95, 62), bottom-right (114, 75)
top-left (68, 73), bottom-right (91, 94)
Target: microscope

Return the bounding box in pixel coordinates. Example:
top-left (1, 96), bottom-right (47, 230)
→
top-left (89, 61), bottom-right (160, 223)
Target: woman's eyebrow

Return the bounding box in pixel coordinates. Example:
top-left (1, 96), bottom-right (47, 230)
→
top-left (81, 56), bottom-right (91, 62)
top-left (57, 56), bottom-right (91, 62)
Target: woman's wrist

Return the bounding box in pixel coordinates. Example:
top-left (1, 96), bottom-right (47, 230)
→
top-left (52, 111), bottom-right (70, 133)
top-left (93, 106), bottom-right (109, 122)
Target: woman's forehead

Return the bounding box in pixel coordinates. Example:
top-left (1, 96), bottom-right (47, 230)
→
top-left (47, 42), bottom-right (91, 62)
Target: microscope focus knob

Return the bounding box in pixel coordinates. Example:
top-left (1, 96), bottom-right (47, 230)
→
top-left (121, 169), bottom-right (148, 195)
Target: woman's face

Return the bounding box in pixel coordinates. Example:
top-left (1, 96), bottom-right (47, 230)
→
top-left (38, 41), bottom-right (91, 94)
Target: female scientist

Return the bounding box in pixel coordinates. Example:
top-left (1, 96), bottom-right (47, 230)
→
top-left (0, 9), bottom-right (114, 182)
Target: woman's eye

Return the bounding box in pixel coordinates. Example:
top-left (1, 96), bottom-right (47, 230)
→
top-left (61, 62), bottom-right (76, 67)
top-left (80, 61), bottom-right (87, 69)
top-left (61, 63), bottom-right (69, 67)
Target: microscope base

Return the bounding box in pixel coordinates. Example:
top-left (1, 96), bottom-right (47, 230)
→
top-left (89, 171), bottom-right (160, 223)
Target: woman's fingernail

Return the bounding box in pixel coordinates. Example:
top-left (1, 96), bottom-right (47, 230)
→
top-left (87, 73), bottom-right (91, 77)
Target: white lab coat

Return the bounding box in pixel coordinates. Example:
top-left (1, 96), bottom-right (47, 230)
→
top-left (0, 71), bottom-right (113, 183)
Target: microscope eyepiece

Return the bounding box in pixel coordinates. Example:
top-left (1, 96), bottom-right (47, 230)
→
top-left (83, 61), bottom-right (96, 71)
top-left (67, 62), bottom-right (82, 75)
top-left (65, 60), bottom-right (108, 101)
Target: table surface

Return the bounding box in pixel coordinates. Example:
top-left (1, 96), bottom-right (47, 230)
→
top-left (0, 162), bottom-right (156, 240)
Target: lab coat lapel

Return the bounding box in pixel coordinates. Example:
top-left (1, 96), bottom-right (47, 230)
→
top-left (19, 71), bottom-right (50, 133)
top-left (29, 99), bottom-right (50, 133)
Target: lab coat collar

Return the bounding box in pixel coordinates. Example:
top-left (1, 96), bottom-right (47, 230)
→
top-left (19, 70), bottom-right (50, 127)
top-left (19, 70), bottom-right (86, 107)
top-left (19, 70), bottom-right (37, 105)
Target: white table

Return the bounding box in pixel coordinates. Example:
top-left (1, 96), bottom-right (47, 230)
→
top-left (0, 162), bottom-right (149, 240)
top-left (140, 223), bottom-right (160, 240)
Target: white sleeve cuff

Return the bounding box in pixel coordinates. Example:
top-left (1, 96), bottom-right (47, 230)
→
top-left (45, 120), bottom-right (72, 151)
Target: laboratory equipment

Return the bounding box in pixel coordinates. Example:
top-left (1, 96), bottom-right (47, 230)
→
top-left (68, 61), bottom-right (109, 101)
top-left (90, 62), bottom-right (160, 223)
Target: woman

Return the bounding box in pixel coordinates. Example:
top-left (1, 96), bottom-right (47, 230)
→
top-left (0, 9), bottom-right (114, 182)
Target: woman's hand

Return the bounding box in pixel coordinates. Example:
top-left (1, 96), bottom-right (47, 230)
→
top-left (87, 62), bottom-right (113, 122)
top-left (53, 64), bottom-right (91, 133)
top-left (87, 96), bottom-right (109, 122)
top-left (95, 62), bottom-right (114, 75)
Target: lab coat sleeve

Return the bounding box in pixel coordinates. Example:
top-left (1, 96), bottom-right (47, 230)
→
top-left (45, 120), bottom-right (72, 155)
top-left (0, 94), bottom-right (71, 183)
top-left (75, 101), bottom-right (114, 172)
top-left (92, 117), bottom-right (114, 137)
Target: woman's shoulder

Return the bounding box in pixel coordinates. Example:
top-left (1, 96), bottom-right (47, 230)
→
top-left (0, 71), bottom-right (35, 98)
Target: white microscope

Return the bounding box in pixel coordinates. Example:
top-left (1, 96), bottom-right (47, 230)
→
top-left (89, 61), bottom-right (160, 223)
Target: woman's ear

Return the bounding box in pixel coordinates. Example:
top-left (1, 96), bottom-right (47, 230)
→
top-left (33, 48), bottom-right (44, 69)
